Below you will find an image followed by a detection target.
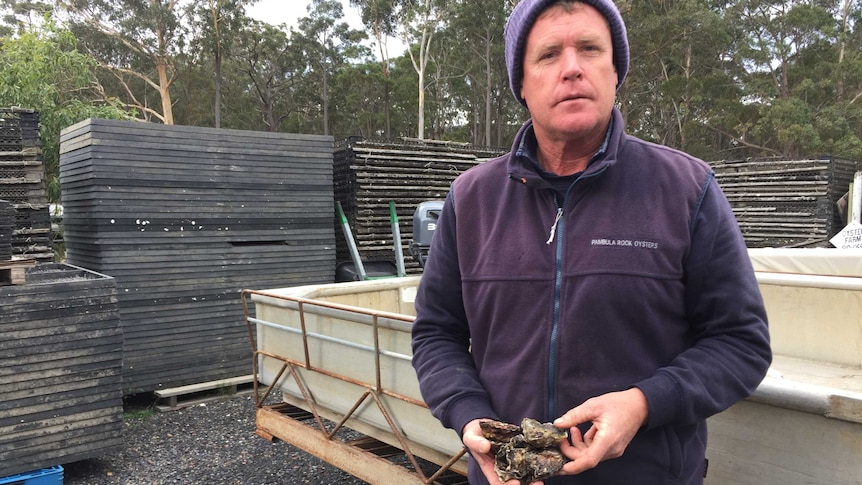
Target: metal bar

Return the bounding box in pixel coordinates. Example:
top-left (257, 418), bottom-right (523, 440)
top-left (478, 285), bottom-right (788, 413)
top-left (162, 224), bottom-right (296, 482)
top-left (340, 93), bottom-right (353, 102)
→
top-left (426, 448), bottom-right (468, 485)
top-left (390, 201), bottom-right (407, 277)
top-left (374, 315), bottom-right (382, 393)
top-left (298, 301), bottom-right (311, 368)
top-left (248, 317), bottom-right (413, 363)
top-left (255, 362), bottom-right (287, 408)
top-left (327, 390), bottom-right (372, 440)
top-left (253, 348), bottom-right (427, 408)
top-left (367, 390), bottom-right (428, 481)
top-left (337, 200), bottom-right (367, 280)
top-left (240, 290), bottom-right (261, 403)
top-left (287, 363), bottom-right (328, 432)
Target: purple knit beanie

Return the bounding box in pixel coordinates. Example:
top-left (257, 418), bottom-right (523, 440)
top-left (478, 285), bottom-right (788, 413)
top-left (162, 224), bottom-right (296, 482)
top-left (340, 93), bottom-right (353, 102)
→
top-left (505, 0), bottom-right (630, 106)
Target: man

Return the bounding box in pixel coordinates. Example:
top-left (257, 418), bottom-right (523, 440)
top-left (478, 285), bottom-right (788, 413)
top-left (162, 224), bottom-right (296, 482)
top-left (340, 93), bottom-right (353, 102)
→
top-left (410, 0), bottom-right (772, 483)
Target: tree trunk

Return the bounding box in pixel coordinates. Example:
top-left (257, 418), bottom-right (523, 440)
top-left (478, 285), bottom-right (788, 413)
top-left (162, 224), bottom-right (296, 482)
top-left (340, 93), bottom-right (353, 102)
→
top-left (484, 28), bottom-right (492, 146)
top-left (837, 0), bottom-right (852, 102)
top-left (156, 57), bottom-right (174, 125)
top-left (418, 72), bottom-right (425, 139)
top-left (376, 32), bottom-right (391, 138)
top-left (211, 2), bottom-right (222, 129)
top-left (214, 50), bottom-right (222, 128)
top-left (323, 53), bottom-right (329, 136)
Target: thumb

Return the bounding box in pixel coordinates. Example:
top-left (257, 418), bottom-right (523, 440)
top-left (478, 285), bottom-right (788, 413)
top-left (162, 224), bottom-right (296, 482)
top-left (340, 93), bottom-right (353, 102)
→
top-left (461, 420), bottom-right (492, 454)
top-left (463, 432), bottom-right (491, 454)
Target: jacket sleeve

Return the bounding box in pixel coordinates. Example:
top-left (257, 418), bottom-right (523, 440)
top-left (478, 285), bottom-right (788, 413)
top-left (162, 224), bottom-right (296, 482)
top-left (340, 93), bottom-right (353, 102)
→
top-left (411, 190), bottom-right (499, 436)
top-left (635, 174), bottom-right (772, 429)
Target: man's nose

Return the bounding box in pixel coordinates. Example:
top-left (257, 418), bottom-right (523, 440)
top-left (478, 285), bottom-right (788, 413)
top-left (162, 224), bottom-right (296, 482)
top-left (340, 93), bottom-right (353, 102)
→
top-left (561, 49), bottom-right (583, 81)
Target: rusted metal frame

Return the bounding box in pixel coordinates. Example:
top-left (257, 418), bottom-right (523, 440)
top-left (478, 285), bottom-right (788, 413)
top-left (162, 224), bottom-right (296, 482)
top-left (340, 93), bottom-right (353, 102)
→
top-left (241, 290), bottom-right (261, 402)
top-left (374, 314), bottom-right (383, 395)
top-left (254, 347), bottom-right (425, 408)
top-left (426, 448), bottom-right (469, 484)
top-left (243, 290), bottom-right (284, 409)
top-left (241, 288), bottom-right (468, 483)
top-left (254, 348), bottom-right (452, 483)
top-left (285, 362), bottom-right (330, 432)
top-left (253, 360), bottom-right (288, 409)
top-left (365, 389), bottom-right (429, 482)
top-left (298, 300), bottom-right (311, 368)
top-left (252, 345), bottom-right (428, 433)
top-left (325, 390), bottom-right (372, 440)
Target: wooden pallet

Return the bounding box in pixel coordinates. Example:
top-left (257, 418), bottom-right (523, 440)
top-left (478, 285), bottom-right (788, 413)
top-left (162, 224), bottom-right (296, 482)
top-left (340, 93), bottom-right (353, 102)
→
top-left (153, 374), bottom-right (257, 412)
top-left (0, 257), bottom-right (36, 285)
top-left (256, 403), bottom-right (469, 485)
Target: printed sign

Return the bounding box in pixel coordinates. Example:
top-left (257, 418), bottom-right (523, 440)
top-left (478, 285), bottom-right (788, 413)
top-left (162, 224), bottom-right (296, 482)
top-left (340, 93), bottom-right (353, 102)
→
top-left (830, 221), bottom-right (862, 249)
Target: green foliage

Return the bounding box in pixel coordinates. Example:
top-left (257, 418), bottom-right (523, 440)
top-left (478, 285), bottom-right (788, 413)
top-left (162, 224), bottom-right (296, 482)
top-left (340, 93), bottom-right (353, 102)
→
top-left (0, 20), bottom-right (134, 202)
top-left (0, 0), bottom-right (850, 165)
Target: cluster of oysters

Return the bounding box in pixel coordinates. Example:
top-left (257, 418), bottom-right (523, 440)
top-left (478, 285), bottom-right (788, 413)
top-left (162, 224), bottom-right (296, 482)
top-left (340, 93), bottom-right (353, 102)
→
top-left (480, 417), bottom-right (569, 484)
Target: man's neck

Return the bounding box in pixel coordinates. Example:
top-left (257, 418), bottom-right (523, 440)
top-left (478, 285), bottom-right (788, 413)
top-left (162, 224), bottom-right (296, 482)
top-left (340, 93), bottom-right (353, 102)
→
top-left (534, 129), bottom-right (606, 176)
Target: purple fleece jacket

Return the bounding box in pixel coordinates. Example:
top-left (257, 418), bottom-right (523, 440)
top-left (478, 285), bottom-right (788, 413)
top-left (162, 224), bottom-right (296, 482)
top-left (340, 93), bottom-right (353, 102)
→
top-left (411, 108), bottom-right (772, 484)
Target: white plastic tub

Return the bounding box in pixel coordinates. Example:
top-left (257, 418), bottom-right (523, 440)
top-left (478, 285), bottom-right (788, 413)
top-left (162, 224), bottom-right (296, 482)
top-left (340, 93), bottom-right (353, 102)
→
top-left (705, 248), bottom-right (862, 484)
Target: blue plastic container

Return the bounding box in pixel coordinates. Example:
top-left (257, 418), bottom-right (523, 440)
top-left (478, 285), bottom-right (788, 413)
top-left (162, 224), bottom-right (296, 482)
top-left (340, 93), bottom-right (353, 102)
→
top-left (0, 466), bottom-right (63, 485)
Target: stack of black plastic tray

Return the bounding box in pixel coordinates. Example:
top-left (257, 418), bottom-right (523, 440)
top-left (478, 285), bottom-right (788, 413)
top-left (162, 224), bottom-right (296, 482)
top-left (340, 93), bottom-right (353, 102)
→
top-left (0, 108), bottom-right (52, 262)
top-left (0, 263), bottom-right (122, 477)
top-left (712, 157), bottom-right (862, 247)
top-left (59, 119), bottom-right (336, 393)
top-left (333, 138), bottom-right (505, 274)
top-left (0, 200), bottom-right (13, 261)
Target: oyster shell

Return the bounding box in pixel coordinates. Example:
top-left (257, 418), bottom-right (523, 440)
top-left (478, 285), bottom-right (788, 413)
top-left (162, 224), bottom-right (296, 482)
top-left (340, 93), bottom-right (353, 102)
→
top-left (480, 418), bottom-right (568, 484)
top-left (497, 444), bottom-right (566, 484)
top-left (520, 417), bottom-right (568, 448)
top-left (479, 420), bottom-right (521, 453)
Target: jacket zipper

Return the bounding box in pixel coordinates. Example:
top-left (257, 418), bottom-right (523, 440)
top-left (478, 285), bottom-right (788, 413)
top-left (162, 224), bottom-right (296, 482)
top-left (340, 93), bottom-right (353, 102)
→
top-left (547, 195), bottom-right (565, 420)
top-left (545, 167), bottom-right (605, 420)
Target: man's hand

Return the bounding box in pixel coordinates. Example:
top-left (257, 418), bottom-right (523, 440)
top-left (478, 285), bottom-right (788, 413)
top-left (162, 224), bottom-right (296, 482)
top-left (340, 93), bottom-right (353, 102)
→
top-left (554, 388), bottom-right (649, 475)
top-left (462, 419), bottom-right (544, 485)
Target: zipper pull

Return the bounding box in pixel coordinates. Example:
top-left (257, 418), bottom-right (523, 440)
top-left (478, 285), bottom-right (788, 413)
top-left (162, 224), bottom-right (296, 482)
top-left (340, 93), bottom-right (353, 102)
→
top-left (546, 207), bottom-right (563, 245)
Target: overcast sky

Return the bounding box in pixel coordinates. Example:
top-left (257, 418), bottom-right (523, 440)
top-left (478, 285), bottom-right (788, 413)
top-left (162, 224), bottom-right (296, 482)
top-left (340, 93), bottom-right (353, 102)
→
top-left (246, 0), bottom-right (406, 58)
top-left (247, 0), bottom-right (363, 30)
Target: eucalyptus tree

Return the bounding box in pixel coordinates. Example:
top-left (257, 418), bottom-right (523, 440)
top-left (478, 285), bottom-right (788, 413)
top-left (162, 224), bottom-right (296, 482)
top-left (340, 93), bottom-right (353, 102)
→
top-left (835, 0), bottom-right (861, 104)
top-left (186, 0), bottom-right (256, 128)
top-left (59, 0), bottom-right (188, 124)
top-left (833, 0), bottom-right (862, 159)
top-left (442, 0), bottom-right (512, 146)
top-left (233, 20), bottom-right (302, 132)
top-left (809, 0), bottom-right (862, 161)
top-left (620, 0), bottom-right (749, 160)
top-left (402, 0), bottom-right (450, 139)
top-left (0, 0), bottom-right (53, 37)
top-left (296, 0), bottom-right (367, 136)
top-left (329, 59), bottom-right (387, 139)
top-left (733, 0), bottom-right (843, 157)
top-left (349, 0), bottom-right (405, 137)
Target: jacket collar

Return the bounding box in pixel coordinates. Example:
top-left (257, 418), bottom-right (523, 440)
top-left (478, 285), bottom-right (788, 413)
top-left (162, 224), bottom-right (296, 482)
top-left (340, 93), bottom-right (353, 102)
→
top-left (508, 107), bottom-right (625, 188)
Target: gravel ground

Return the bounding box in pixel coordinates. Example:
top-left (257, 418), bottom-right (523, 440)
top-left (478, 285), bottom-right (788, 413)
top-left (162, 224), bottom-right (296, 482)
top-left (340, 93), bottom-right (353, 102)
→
top-left (62, 391), bottom-right (369, 485)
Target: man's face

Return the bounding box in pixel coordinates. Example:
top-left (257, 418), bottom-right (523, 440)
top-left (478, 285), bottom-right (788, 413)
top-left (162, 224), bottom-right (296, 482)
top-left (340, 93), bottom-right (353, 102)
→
top-left (520, 3), bottom-right (617, 143)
